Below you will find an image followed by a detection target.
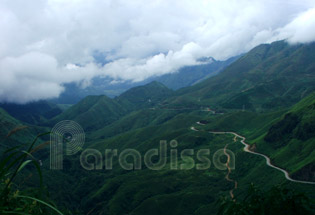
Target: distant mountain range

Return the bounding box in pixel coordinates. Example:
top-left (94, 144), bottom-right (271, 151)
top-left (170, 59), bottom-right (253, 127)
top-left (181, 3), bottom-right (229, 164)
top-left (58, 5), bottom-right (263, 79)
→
top-left (0, 40), bottom-right (314, 215)
top-left (49, 55), bottom-right (239, 104)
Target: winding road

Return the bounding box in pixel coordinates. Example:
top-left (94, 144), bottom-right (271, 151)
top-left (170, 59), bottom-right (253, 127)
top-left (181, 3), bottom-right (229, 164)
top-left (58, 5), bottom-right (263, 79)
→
top-left (191, 122), bottom-right (315, 185)
top-left (223, 143), bottom-right (238, 199)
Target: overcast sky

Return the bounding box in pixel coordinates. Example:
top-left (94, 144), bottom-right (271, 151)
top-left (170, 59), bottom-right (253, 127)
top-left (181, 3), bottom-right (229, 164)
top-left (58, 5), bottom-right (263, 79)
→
top-left (1, 0), bottom-right (315, 103)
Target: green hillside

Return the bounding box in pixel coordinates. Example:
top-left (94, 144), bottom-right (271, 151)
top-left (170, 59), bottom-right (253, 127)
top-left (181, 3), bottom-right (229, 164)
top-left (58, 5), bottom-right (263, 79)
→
top-left (0, 107), bottom-right (46, 149)
top-left (1, 40), bottom-right (315, 215)
top-left (190, 93), bottom-right (315, 182)
top-left (43, 106), bottom-right (314, 214)
top-left (87, 108), bottom-right (183, 141)
top-left (254, 92), bottom-right (315, 181)
top-left (116, 81), bottom-right (174, 110)
top-left (154, 56), bottom-right (240, 90)
top-left (0, 101), bottom-right (63, 124)
top-left (48, 81), bottom-right (174, 132)
top-left (48, 95), bottom-right (128, 131)
top-left (169, 40), bottom-right (315, 111)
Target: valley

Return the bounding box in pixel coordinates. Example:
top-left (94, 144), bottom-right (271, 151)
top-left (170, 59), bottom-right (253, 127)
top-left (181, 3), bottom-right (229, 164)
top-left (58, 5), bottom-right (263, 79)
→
top-left (1, 40), bottom-right (315, 214)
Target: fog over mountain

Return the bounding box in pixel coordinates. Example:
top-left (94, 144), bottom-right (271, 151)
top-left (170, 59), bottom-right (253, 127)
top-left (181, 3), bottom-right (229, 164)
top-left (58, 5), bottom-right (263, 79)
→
top-left (1, 0), bottom-right (315, 103)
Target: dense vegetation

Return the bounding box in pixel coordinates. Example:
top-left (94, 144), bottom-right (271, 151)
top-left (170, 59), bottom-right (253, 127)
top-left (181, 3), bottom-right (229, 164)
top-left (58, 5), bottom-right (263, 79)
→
top-left (219, 184), bottom-right (314, 215)
top-left (169, 40), bottom-right (315, 111)
top-left (0, 132), bottom-right (62, 215)
top-left (0, 40), bottom-right (314, 214)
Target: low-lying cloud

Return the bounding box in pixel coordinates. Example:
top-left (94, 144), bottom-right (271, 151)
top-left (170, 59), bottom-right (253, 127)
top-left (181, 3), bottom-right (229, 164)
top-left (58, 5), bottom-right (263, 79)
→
top-left (1, 0), bottom-right (315, 103)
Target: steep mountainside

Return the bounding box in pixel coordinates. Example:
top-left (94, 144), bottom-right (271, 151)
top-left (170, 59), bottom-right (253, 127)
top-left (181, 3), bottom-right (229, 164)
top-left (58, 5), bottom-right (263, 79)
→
top-left (116, 81), bottom-right (174, 110)
top-left (48, 95), bottom-right (128, 131)
top-left (0, 107), bottom-right (46, 152)
top-left (169, 40), bottom-right (315, 111)
top-left (256, 92), bottom-right (315, 181)
top-left (190, 92), bottom-right (315, 182)
top-left (4, 40), bottom-right (315, 215)
top-left (48, 82), bottom-right (173, 131)
top-left (0, 101), bottom-right (62, 124)
top-left (87, 108), bottom-right (181, 141)
top-left (153, 56), bottom-right (240, 90)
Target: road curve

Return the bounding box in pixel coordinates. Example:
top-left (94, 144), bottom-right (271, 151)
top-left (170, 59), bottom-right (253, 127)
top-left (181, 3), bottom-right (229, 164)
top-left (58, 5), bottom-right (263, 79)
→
top-left (191, 125), bottom-right (238, 199)
top-left (223, 143), bottom-right (238, 199)
top-left (192, 122), bottom-right (315, 185)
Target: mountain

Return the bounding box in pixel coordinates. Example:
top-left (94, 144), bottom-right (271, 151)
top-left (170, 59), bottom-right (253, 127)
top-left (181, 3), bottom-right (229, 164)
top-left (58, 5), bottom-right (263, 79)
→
top-left (2, 40), bottom-right (315, 215)
top-left (0, 100), bottom-right (62, 124)
top-left (191, 94), bottom-right (315, 182)
top-left (152, 56), bottom-right (240, 90)
top-left (48, 81), bottom-right (173, 131)
top-left (258, 92), bottom-right (315, 181)
top-left (48, 95), bottom-right (128, 131)
top-left (50, 56), bottom-right (238, 104)
top-left (87, 108), bottom-right (182, 141)
top-left (57, 98), bottom-right (314, 215)
top-left (49, 79), bottom-right (137, 104)
top-left (116, 81), bottom-right (174, 110)
top-left (169, 40), bottom-right (315, 111)
top-left (0, 107), bottom-right (48, 152)
top-left (0, 107), bottom-right (27, 147)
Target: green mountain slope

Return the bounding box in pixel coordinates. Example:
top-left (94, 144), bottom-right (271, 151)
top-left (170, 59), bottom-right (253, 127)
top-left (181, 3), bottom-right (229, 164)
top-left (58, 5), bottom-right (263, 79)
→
top-left (3, 40), bottom-right (315, 215)
top-left (192, 92), bottom-right (315, 182)
top-left (0, 107), bottom-right (28, 148)
top-left (169, 40), bottom-right (315, 111)
top-left (0, 100), bottom-right (63, 124)
top-left (255, 92), bottom-right (315, 181)
top-left (87, 108), bottom-right (183, 141)
top-left (0, 107), bottom-right (47, 153)
top-left (48, 95), bottom-right (128, 131)
top-left (116, 81), bottom-right (174, 110)
top-left (154, 56), bottom-right (240, 90)
top-left (44, 107), bottom-right (314, 215)
top-left (48, 81), bottom-right (173, 131)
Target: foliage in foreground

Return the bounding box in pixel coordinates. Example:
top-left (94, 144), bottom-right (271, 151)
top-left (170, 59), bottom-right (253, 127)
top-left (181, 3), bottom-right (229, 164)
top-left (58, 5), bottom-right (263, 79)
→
top-left (0, 132), bottom-right (63, 215)
top-left (218, 184), bottom-right (314, 215)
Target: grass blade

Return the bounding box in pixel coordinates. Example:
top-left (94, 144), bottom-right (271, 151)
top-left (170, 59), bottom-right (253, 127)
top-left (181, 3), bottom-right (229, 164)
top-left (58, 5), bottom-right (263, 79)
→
top-left (17, 160), bottom-right (33, 173)
top-left (17, 195), bottom-right (64, 215)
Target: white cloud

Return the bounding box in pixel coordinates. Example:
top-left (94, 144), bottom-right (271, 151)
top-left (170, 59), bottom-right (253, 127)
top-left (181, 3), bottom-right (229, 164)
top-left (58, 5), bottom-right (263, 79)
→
top-left (0, 0), bottom-right (315, 103)
top-left (102, 42), bottom-right (204, 82)
top-left (0, 52), bottom-right (101, 103)
top-left (0, 52), bottom-right (63, 103)
top-left (276, 7), bottom-right (315, 43)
